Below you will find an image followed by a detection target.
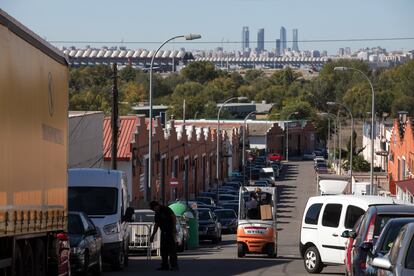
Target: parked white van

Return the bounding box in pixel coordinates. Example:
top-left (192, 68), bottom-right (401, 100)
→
top-left (300, 195), bottom-right (397, 273)
top-left (68, 168), bottom-right (134, 271)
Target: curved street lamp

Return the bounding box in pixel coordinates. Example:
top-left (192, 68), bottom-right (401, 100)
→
top-left (148, 34), bottom-right (201, 201)
top-left (327, 101), bottom-right (354, 193)
top-left (286, 111), bottom-right (299, 162)
top-left (216, 96), bottom-right (247, 202)
top-left (334, 66), bottom-right (375, 194)
top-left (242, 111), bottom-right (256, 187)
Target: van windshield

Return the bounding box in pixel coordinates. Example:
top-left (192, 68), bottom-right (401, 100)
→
top-left (69, 187), bottom-right (118, 216)
top-left (260, 172), bottom-right (273, 178)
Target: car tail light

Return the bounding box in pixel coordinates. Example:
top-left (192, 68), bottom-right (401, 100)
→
top-left (56, 232), bottom-right (68, 241)
top-left (365, 213), bottom-right (376, 242)
top-left (359, 260), bottom-right (367, 270)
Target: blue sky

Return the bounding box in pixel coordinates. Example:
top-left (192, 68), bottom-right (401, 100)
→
top-left (2, 0), bottom-right (414, 54)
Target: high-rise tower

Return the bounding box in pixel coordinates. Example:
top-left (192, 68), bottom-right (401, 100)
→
top-left (257, 28), bottom-right (265, 53)
top-left (242, 26), bottom-right (249, 52)
top-left (292, 28), bottom-right (299, 52)
top-left (280, 26), bottom-right (287, 53)
top-left (275, 39), bottom-right (281, 56)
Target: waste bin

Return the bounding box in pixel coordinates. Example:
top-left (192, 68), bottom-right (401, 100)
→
top-left (169, 202), bottom-right (199, 249)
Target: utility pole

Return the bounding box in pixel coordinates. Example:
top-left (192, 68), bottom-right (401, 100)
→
top-left (111, 63), bottom-right (119, 170)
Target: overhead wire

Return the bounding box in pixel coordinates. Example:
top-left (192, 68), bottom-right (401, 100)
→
top-left (49, 37), bottom-right (414, 45)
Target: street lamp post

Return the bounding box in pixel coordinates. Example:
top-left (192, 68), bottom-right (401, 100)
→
top-left (148, 34), bottom-right (201, 201)
top-left (334, 66), bottom-right (375, 194)
top-left (327, 102), bottom-right (354, 193)
top-left (216, 96), bottom-right (247, 202)
top-left (286, 112), bottom-right (299, 162)
top-left (242, 111), bottom-right (256, 187)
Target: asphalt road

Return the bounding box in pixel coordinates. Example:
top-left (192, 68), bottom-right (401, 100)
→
top-left (105, 161), bottom-right (345, 276)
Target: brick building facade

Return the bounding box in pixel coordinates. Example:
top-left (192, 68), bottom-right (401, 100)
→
top-left (388, 117), bottom-right (414, 193)
top-left (127, 116), bottom-right (241, 207)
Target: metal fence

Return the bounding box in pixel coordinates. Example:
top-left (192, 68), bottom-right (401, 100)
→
top-left (128, 222), bottom-right (160, 259)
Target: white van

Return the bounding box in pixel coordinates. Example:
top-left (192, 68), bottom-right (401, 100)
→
top-left (68, 168), bottom-right (134, 270)
top-left (300, 195), bottom-right (396, 273)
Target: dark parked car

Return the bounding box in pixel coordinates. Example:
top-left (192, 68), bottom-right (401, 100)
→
top-left (220, 203), bottom-right (239, 216)
top-left (68, 212), bottom-right (103, 275)
top-left (195, 196), bottom-right (216, 206)
top-left (365, 217), bottom-right (414, 275)
top-left (197, 208), bottom-right (222, 243)
top-left (214, 209), bottom-right (238, 233)
top-left (371, 222), bottom-right (414, 276)
top-left (349, 204), bottom-right (414, 275)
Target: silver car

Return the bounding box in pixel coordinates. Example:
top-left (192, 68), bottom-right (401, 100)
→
top-left (371, 222), bottom-right (414, 275)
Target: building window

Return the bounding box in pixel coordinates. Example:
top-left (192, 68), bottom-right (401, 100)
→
top-left (402, 158), bottom-right (406, 180)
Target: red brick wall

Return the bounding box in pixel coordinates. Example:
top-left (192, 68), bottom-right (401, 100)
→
top-left (130, 116), bottom-right (240, 207)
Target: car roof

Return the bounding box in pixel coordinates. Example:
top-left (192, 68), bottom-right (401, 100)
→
top-left (370, 204), bottom-right (414, 214)
top-left (307, 195), bottom-right (398, 207)
top-left (261, 167), bottom-right (274, 172)
top-left (214, 208), bottom-right (235, 212)
top-left (68, 211), bottom-right (84, 216)
top-left (134, 209), bottom-right (153, 213)
top-left (385, 217), bottom-right (414, 225)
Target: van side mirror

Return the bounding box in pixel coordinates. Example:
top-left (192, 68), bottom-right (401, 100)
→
top-left (341, 230), bottom-right (351, 238)
top-left (123, 207), bottom-right (135, 222)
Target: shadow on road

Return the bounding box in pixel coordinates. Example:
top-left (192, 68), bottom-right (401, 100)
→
top-left (117, 257), bottom-right (293, 276)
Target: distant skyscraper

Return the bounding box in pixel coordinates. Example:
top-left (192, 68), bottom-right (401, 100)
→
top-left (275, 39), bottom-right (281, 56)
top-left (242, 26), bottom-right (249, 52)
top-left (292, 29), bottom-right (299, 52)
top-left (280, 26), bottom-right (287, 52)
top-left (257, 28), bottom-right (265, 53)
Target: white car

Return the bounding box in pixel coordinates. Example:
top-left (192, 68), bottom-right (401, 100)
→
top-left (300, 195), bottom-right (397, 273)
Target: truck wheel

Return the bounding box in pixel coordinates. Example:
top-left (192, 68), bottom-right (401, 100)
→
top-left (33, 239), bottom-right (46, 276)
top-left (237, 243), bottom-right (246, 258)
top-left (22, 241), bottom-right (34, 276)
top-left (111, 248), bottom-right (125, 271)
top-left (14, 243), bottom-right (24, 276)
top-left (304, 246), bottom-right (323, 273)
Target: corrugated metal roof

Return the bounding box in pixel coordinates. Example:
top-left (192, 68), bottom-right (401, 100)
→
top-left (103, 116), bottom-right (138, 161)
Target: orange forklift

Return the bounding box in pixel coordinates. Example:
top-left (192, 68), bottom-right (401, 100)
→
top-left (237, 187), bottom-right (278, 258)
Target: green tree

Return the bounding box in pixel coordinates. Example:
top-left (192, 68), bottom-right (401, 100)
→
top-left (181, 61), bottom-right (218, 83)
top-left (279, 100), bottom-right (315, 120)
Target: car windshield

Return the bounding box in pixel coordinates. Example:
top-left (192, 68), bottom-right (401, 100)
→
top-left (198, 210), bottom-right (211, 220)
top-left (69, 187), bottom-right (118, 216)
top-left (68, 214), bottom-right (84, 235)
top-left (216, 210), bottom-right (236, 219)
top-left (379, 221), bottom-right (409, 253)
top-left (134, 212), bottom-right (155, 222)
top-left (260, 172), bottom-right (273, 178)
top-left (406, 236), bottom-right (414, 269)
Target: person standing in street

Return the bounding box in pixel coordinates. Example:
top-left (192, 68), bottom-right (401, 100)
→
top-left (149, 201), bottom-right (178, 271)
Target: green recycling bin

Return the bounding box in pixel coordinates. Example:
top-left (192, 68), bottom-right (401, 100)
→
top-left (169, 202), bottom-right (199, 249)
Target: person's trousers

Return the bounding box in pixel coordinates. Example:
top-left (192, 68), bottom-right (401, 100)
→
top-left (160, 232), bottom-right (178, 268)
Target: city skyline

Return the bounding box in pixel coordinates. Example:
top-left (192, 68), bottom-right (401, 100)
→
top-left (2, 0), bottom-right (414, 54)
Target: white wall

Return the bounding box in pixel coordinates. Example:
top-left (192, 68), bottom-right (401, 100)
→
top-left (249, 136), bottom-right (266, 150)
top-left (69, 112), bottom-right (104, 168)
top-left (103, 161), bottom-right (133, 200)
